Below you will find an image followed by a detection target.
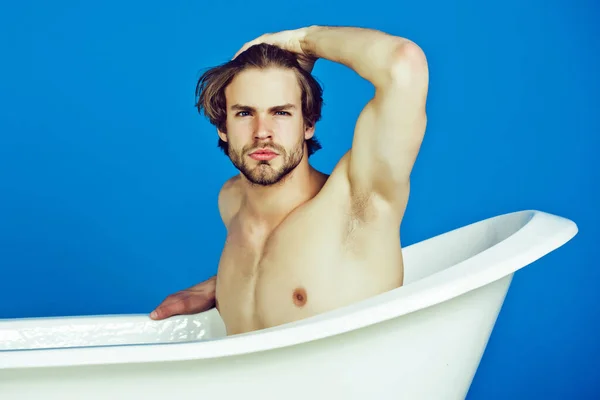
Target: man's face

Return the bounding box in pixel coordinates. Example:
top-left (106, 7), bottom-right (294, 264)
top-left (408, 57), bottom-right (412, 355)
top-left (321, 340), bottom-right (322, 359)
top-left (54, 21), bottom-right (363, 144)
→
top-left (219, 67), bottom-right (314, 186)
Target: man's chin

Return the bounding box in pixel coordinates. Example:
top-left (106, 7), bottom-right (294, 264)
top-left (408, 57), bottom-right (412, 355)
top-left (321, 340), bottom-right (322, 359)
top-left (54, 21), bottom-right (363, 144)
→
top-left (246, 174), bottom-right (281, 186)
top-left (232, 154), bottom-right (300, 186)
top-left (238, 165), bottom-right (279, 186)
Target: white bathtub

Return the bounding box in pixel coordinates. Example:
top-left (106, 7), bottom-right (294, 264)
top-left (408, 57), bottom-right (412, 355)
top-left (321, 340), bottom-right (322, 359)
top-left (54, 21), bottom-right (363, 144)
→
top-left (0, 209), bottom-right (578, 399)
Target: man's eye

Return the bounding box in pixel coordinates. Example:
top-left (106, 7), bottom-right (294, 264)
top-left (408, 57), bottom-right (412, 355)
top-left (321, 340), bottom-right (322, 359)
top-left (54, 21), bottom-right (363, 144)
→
top-left (275, 111), bottom-right (290, 116)
top-left (237, 111), bottom-right (250, 116)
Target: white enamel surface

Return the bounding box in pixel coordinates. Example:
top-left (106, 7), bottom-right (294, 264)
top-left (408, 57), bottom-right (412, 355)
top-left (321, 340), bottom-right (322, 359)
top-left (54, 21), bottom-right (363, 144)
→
top-left (0, 310), bottom-right (226, 351)
top-left (0, 210), bottom-right (578, 400)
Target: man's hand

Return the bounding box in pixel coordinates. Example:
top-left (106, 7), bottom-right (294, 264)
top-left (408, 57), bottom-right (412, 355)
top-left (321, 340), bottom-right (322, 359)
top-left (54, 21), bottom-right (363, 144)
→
top-left (149, 276), bottom-right (217, 320)
top-left (232, 27), bottom-right (318, 73)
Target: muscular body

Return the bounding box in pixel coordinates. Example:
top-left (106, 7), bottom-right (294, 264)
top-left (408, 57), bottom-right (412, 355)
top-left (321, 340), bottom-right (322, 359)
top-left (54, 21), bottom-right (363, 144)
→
top-left (150, 26), bottom-right (429, 335)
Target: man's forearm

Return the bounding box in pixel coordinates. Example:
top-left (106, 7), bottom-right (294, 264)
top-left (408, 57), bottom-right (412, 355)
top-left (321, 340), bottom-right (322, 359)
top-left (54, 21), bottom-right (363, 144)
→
top-left (301, 25), bottom-right (414, 88)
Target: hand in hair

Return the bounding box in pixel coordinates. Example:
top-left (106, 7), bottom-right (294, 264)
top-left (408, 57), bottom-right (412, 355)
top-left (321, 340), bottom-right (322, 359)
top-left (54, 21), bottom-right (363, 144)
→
top-left (232, 27), bottom-right (318, 73)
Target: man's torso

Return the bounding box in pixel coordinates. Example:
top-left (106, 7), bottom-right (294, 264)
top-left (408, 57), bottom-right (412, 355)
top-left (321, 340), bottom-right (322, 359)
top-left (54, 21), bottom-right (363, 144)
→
top-left (215, 155), bottom-right (407, 335)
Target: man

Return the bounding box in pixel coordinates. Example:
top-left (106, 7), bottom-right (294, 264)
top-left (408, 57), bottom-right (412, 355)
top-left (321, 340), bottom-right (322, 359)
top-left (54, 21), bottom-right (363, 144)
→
top-left (150, 25), bottom-right (429, 335)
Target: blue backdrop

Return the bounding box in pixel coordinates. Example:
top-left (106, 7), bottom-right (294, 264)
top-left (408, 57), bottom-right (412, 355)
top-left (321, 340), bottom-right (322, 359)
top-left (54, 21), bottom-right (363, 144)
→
top-left (0, 1), bottom-right (598, 398)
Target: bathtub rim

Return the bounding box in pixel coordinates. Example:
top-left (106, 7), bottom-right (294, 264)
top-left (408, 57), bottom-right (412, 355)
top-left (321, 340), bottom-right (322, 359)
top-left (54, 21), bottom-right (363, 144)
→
top-left (0, 209), bottom-right (578, 370)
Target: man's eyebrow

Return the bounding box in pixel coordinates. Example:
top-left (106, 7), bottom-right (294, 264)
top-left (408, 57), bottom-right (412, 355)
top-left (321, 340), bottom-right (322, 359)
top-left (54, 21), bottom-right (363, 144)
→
top-left (230, 104), bottom-right (254, 110)
top-left (269, 103), bottom-right (296, 111)
top-left (230, 103), bottom-right (296, 112)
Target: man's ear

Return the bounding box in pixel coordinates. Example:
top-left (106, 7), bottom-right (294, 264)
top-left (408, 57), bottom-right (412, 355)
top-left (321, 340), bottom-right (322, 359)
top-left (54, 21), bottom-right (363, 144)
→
top-left (304, 124), bottom-right (315, 140)
top-left (217, 129), bottom-right (227, 143)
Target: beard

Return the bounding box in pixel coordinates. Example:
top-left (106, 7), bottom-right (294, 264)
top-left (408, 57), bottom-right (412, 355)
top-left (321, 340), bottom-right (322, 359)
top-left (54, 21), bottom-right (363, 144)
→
top-left (228, 138), bottom-right (305, 186)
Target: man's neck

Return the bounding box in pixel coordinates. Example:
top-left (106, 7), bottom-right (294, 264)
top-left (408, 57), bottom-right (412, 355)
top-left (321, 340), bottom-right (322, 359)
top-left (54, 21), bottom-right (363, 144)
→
top-left (240, 160), bottom-right (325, 228)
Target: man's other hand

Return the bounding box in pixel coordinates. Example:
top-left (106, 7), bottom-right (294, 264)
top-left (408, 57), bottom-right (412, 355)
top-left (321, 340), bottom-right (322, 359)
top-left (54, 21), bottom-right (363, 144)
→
top-left (150, 276), bottom-right (217, 320)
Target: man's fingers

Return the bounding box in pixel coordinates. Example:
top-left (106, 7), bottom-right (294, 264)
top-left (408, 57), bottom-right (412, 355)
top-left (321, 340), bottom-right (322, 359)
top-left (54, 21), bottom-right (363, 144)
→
top-left (232, 35), bottom-right (271, 59)
top-left (150, 301), bottom-right (181, 320)
top-left (149, 291), bottom-right (214, 320)
top-left (233, 41), bottom-right (255, 59)
top-left (150, 293), bottom-right (188, 320)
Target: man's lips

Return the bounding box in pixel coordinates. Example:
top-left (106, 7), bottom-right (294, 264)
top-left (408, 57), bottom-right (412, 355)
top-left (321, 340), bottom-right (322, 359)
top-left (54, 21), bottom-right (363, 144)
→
top-left (249, 149), bottom-right (279, 161)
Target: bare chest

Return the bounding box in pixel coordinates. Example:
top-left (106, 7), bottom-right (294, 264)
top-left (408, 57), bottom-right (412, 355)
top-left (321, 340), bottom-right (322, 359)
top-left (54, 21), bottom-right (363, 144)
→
top-left (215, 211), bottom-right (338, 334)
top-left (215, 205), bottom-right (403, 335)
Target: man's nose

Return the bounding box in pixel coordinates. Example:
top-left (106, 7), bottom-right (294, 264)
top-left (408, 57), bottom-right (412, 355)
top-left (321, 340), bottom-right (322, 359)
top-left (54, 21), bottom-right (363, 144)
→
top-left (254, 115), bottom-right (273, 140)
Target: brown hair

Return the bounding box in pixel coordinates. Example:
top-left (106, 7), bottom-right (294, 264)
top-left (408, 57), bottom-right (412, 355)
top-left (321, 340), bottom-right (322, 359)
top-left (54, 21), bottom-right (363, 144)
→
top-left (194, 43), bottom-right (324, 157)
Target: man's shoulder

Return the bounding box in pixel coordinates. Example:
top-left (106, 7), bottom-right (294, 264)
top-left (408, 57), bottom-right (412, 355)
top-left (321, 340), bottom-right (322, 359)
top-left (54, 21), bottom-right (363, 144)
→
top-left (220, 175), bottom-right (241, 192)
top-left (218, 175), bottom-right (242, 227)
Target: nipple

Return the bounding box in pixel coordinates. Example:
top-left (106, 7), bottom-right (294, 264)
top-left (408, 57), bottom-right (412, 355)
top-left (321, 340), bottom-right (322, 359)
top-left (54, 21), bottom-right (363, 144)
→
top-left (293, 288), bottom-right (307, 307)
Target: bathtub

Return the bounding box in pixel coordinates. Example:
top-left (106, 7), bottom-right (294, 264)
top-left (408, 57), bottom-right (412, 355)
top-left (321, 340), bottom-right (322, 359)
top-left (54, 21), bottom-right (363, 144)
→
top-left (0, 209), bottom-right (578, 399)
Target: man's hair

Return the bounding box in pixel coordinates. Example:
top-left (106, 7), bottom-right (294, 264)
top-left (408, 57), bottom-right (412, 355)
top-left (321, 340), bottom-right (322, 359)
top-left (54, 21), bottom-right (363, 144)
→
top-left (194, 43), bottom-right (324, 157)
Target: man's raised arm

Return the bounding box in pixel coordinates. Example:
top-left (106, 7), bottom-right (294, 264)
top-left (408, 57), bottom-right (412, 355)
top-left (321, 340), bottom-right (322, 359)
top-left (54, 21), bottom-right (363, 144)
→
top-left (302, 26), bottom-right (429, 219)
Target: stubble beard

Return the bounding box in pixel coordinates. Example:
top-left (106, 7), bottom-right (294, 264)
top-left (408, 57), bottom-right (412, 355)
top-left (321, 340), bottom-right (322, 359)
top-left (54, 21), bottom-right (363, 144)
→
top-left (229, 139), bottom-right (305, 186)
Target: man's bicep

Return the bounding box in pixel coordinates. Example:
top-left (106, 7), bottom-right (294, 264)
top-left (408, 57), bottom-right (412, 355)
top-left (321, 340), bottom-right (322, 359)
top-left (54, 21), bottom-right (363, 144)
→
top-left (347, 46), bottom-right (429, 208)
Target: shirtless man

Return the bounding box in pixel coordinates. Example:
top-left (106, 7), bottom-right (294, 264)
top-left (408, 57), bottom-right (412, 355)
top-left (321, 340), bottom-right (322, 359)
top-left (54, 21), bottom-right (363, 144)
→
top-left (150, 25), bottom-right (429, 335)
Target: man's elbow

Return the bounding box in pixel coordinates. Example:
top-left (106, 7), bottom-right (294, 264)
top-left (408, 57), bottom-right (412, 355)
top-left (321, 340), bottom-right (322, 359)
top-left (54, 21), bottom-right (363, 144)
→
top-left (385, 40), bottom-right (429, 88)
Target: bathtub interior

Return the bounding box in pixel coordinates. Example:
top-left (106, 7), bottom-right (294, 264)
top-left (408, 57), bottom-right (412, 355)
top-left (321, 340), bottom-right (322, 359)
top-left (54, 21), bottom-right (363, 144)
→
top-left (402, 210), bottom-right (533, 284)
top-left (0, 210), bottom-right (535, 353)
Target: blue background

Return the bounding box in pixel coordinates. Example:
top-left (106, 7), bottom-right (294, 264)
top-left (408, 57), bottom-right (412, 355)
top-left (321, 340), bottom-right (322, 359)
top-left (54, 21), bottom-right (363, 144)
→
top-left (0, 0), bottom-right (598, 398)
